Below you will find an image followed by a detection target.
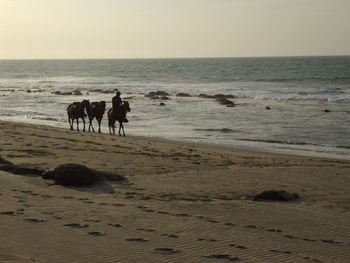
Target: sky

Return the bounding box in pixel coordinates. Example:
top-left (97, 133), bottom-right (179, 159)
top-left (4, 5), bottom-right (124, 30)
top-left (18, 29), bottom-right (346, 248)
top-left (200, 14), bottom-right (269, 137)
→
top-left (0, 0), bottom-right (349, 59)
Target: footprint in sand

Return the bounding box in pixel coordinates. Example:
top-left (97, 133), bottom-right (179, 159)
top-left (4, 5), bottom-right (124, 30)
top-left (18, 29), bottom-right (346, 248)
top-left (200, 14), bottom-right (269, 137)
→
top-left (108, 223), bottom-right (122, 228)
top-left (64, 223), bottom-right (89, 228)
top-left (40, 194), bottom-right (53, 199)
top-left (126, 238), bottom-right (148, 242)
top-left (303, 238), bottom-right (316, 242)
top-left (270, 249), bottom-right (292, 254)
top-left (203, 254), bottom-right (240, 261)
top-left (206, 218), bottom-right (220, 223)
top-left (157, 211), bottom-right (170, 214)
top-left (112, 203), bottom-right (126, 207)
top-left (83, 219), bottom-right (100, 222)
top-left (266, 229), bottom-right (282, 233)
top-left (229, 244), bottom-right (247, 249)
top-left (20, 190), bottom-right (33, 194)
top-left (321, 239), bottom-right (341, 244)
top-left (283, 235), bottom-right (297, 239)
top-left (161, 233), bottom-right (179, 238)
top-left (0, 211), bottom-right (17, 216)
top-left (143, 209), bottom-right (155, 213)
top-left (88, 231), bottom-right (105, 236)
top-left (154, 248), bottom-right (180, 254)
top-left (174, 213), bottom-right (191, 217)
top-left (137, 228), bottom-right (155, 232)
top-left (244, 225), bottom-right (258, 229)
top-left (61, 196), bottom-right (74, 199)
top-left (197, 238), bottom-right (217, 242)
top-left (303, 257), bottom-right (321, 262)
top-left (24, 218), bottom-right (47, 223)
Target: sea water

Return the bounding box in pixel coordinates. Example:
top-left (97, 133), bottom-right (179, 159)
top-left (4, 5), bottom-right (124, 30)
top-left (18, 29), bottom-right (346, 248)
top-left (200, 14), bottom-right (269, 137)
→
top-left (0, 57), bottom-right (349, 159)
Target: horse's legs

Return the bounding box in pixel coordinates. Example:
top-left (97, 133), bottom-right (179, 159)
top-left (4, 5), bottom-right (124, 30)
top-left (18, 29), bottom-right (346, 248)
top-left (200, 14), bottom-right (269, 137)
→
top-left (118, 122), bottom-right (122, 136)
top-left (108, 117), bottom-right (112, 135)
top-left (76, 118), bottom-right (79, 131)
top-left (118, 121), bottom-right (125, 136)
top-left (97, 117), bottom-right (101, 133)
top-left (88, 117), bottom-right (95, 132)
top-left (121, 123), bottom-right (125, 136)
top-left (82, 118), bottom-right (85, 132)
top-left (68, 116), bottom-right (73, 130)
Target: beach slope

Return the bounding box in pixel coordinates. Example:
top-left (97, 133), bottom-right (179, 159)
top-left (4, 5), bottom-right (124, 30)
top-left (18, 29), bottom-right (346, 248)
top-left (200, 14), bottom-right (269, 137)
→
top-left (0, 120), bottom-right (349, 263)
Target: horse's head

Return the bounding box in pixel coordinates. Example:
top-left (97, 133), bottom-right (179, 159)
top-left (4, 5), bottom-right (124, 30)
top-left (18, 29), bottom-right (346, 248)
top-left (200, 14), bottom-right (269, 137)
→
top-left (123, 101), bottom-right (131, 112)
top-left (82, 99), bottom-right (90, 109)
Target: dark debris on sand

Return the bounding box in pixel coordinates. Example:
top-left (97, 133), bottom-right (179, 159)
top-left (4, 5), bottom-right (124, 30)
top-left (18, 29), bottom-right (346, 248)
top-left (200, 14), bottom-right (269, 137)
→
top-left (253, 190), bottom-right (300, 202)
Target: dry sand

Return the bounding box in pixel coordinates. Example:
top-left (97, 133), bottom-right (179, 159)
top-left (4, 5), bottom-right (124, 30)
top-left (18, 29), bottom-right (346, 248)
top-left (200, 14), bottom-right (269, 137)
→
top-left (0, 120), bottom-right (349, 263)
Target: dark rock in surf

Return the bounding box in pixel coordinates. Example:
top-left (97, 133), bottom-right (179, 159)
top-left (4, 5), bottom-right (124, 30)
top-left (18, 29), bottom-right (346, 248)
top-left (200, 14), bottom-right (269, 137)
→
top-left (176, 93), bottom-right (191, 97)
top-left (159, 102), bottom-right (166, 106)
top-left (253, 190), bottom-right (300, 202)
top-left (89, 88), bottom-right (119, 94)
top-left (145, 91), bottom-right (170, 99)
top-left (72, 89), bottom-right (82, 96)
top-left (199, 94), bottom-right (235, 99)
top-left (214, 94), bottom-right (235, 99)
top-left (199, 94), bottom-right (216, 99)
top-left (216, 97), bottom-right (235, 107)
top-left (265, 106), bottom-right (271, 110)
top-left (52, 91), bottom-right (73, 96)
top-left (324, 109), bottom-right (330, 113)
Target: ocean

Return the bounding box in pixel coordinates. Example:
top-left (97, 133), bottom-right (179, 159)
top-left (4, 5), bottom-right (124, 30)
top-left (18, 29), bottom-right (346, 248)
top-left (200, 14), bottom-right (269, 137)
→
top-left (0, 56), bottom-right (349, 159)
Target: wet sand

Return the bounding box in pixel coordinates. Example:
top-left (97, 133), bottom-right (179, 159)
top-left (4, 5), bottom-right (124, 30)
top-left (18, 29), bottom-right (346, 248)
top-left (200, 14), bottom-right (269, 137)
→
top-left (0, 120), bottom-right (349, 263)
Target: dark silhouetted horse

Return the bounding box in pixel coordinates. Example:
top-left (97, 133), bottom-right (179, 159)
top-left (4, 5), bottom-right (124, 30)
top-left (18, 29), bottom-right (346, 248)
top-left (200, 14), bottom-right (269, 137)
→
top-left (108, 101), bottom-right (131, 136)
top-left (85, 100), bottom-right (106, 133)
top-left (67, 100), bottom-right (89, 131)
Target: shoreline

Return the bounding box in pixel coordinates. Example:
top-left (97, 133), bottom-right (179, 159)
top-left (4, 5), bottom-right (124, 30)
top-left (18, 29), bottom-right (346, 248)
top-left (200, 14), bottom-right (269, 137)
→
top-left (1, 119), bottom-right (350, 262)
top-left (2, 118), bottom-right (349, 162)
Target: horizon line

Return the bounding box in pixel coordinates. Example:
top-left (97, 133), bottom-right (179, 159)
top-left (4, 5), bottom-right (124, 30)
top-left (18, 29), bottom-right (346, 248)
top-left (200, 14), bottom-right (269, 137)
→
top-left (1, 54), bottom-right (350, 61)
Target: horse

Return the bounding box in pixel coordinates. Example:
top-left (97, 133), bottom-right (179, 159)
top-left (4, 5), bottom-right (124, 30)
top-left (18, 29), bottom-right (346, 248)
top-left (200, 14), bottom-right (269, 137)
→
top-left (108, 101), bottom-right (131, 136)
top-left (67, 100), bottom-right (89, 131)
top-left (85, 100), bottom-right (106, 133)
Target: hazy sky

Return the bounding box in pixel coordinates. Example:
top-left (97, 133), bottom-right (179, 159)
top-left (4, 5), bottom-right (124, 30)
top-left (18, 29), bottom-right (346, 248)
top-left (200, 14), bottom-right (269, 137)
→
top-left (1, 0), bottom-right (349, 59)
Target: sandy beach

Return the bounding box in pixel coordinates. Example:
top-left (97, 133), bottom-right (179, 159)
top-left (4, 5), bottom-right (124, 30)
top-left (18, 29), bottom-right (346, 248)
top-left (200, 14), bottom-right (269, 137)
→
top-left (0, 120), bottom-right (349, 263)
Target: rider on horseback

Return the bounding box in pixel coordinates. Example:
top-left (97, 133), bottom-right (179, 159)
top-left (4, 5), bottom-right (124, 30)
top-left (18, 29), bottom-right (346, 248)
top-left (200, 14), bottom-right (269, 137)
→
top-left (112, 91), bottom-right (128, 122)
